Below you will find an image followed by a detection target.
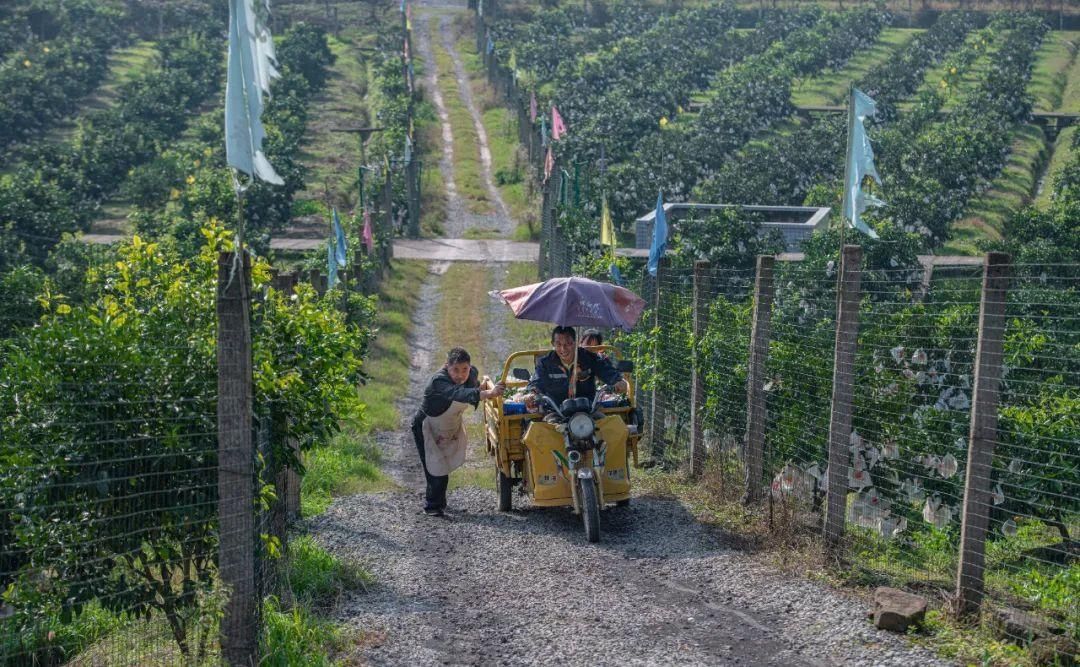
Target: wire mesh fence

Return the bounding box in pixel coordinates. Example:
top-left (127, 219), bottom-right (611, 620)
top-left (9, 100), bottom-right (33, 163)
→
top-left (608, 251), bottom-right (1077, 645)
top-left (0, 243), bottom-right (374, 665)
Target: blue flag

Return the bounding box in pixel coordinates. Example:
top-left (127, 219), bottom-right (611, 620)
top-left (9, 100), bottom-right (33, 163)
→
top-left (327, 240), bottom-right (339, 289)
top-left (647, 192), bottom-right (667, 276)
top-left (332, 208), bottom-right (347, 267)
top-left (609, 263), bottom-right (624, 286)
top-left (842, 88), bottom-right (883, 239)
top-left (225, 0), bottom-right (283, 185)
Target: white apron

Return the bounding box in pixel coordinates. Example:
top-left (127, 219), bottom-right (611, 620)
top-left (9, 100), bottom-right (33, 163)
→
top-left (421, 401), bottom-right (471, 476)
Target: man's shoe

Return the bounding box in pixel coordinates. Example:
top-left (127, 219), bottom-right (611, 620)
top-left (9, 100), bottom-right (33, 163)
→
top-left (423, 507), bottom-right (444, 517)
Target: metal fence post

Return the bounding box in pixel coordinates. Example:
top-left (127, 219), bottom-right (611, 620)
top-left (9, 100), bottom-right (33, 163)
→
top-left (690, 260), bottom-right (710, 478)
top-left (217, 251), bottom-right (256, 666)
top-left (956, 252), bottom-right (1011, 615)
top-left (649, 257), bottom-right (669, 463)
top-left (824, 245), bottom-right (863, 550)
top-left (744, 255), bottom-right (775, 504)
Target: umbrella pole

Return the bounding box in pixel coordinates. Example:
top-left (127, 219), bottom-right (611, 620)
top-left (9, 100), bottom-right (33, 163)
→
top-left (571, 326), bottom-right (579, 398)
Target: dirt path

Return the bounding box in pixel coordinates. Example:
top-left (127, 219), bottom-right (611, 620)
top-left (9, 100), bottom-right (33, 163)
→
top-left (438, 15), bottom-right (515, 236)
top-left (308, 260), bottom-right (951, 666)
top-left (414, 2), bottom-right (514, 238)
top-left (307, 3), bottom-right (954, 664)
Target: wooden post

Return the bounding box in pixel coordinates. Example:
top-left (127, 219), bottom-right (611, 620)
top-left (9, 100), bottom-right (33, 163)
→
top-left (956, 252), bottom-right (1011, 615)
top-left (744, 255), bottom-right (775, 504)
top-left (217, 251), bottom-right (256, 666)
top-left (648, 257), bottom-right (669, 462)
top-left (309, 269), bottom-right (325, 296)
top-left (689, 261), bottom-right (710, 478)
top-left (824, 245), bottom-right (863, 550)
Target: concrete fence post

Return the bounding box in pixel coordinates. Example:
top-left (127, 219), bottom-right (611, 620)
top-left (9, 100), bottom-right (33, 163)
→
top-left (267, 271), bottom-right (302, 524)
top-left (824, 245), bottom-right (863, 551)
top-left (744, 255), bottom-right (775, 504)
top-left (406, 156), bottom-right (420, 238)
top-left (648, 257), bottom-right (670, 463)
top-left (382, 169), bottom-right (394, 268)
top-left (956, 252), bottom-right (1011, 615)
top-left (689, 261), bottom-right (710, 478)
top-left (309, 269), bottom-right (325, 296)
top-left (217, 251), bottom-right (256, 666)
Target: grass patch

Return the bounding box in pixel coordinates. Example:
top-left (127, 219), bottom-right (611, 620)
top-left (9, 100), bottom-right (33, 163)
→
top-left (918, 27), bottom-right (997, 112)
top-left (512, 222), bottom-right (538, 241)
top-left (416, 99), bottom-right (448, 236)
top-left (95, 42), bottom-right (159, 105)
top-left (1, 601), bottom-right (130, 666)
top-left (1029, 31), bottom-right (1080, 112)
top-left (261, 597), bottom-right (351, 667)
top-left (362, 260), bottom-right (431, 430)
top-left (448, 464), bottom-right (495, 490)
top-left (1036, 126), bottom-right (1078, 208)
top-left (302, 433), bottom-right (396, 517)
top-left (462, 227), bottom-right (503, 239)
top-left (947, 124), bottom-right (1049, 254)
top-left (915, 609), bottom-right (1031, 666)
top-left (431, 20), bottom-right (491, 215)
top-left (47, 41), bottom-right (159, 145)
top-left (436, 263), bottom-right (488, 368)
top-left (287, 535), bottom-right (374, 609)
top-left (300, 260), bottom-right (428, 516)
top-left (791, 29), bottom-right (920, 107)
top-left (1062, 36), bottom-right (1080, 114)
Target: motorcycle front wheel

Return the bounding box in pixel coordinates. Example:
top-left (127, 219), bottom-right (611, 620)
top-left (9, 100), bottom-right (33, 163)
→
top-left (578, 478), bottom-right (601, 543)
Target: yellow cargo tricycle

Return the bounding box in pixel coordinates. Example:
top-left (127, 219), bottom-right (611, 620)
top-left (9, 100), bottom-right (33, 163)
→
top-left (480, 346), bottom-right (643, 543)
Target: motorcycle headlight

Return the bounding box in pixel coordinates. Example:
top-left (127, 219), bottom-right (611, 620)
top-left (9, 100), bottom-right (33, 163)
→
top-left (568, 412), bottom-right (595, 440)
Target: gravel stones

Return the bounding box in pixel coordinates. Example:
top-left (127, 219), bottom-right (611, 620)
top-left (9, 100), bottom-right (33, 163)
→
top-left (308, 482), bottom-right (954, 665)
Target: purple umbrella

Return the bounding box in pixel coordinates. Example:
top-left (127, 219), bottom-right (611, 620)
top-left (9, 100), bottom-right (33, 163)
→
top-left (493, 276), bottom-right (646, 331)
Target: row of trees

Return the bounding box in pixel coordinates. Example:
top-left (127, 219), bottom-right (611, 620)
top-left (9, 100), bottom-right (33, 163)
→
top-left (0, 28), bottom-right (222, 272)
top-left (0, 0), bottom-right (124, 147)
top-left (0, 17), bottom-right (407, 661)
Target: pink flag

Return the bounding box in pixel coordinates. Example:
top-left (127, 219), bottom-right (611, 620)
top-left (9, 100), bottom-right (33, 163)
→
top-left (362, 209), bottom-right (375, 254)
top-left (544, 145), bottom-right (554, 182)
top-left (529, 91), bottom-right (537, 124)
top-left (551, 105), bottom-right (567, 141)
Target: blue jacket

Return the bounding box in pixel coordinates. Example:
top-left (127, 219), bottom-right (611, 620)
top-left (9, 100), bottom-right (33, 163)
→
top-left (528, 349), bottom-right (622, 405)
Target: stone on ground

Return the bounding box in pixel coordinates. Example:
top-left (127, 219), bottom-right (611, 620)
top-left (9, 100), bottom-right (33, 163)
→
top-left (872, 587), bottom-right (927, 632)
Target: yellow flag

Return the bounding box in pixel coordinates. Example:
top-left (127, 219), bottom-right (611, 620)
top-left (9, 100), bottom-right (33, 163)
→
top-left (600, 196), bottom-right (615, 253)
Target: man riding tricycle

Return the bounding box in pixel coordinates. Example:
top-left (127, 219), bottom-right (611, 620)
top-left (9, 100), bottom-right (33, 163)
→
top-left (483, 278), bottom-right (646, 543)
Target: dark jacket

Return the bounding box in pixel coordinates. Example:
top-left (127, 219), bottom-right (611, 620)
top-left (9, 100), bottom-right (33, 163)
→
top-left (418, 366), bottom-right (481, 419)
top-left (528, 348), bottom-right (622, 405)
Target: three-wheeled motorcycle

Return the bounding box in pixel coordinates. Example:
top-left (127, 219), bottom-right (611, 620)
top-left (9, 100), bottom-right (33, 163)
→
top-left (480, 346), bottom-right (643, 542)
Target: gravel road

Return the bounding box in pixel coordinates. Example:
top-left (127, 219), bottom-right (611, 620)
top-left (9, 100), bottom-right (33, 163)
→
top-left (307, 2), bottom-right (953, 663)
top-left (305, 268), bottom-right (953, 667)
